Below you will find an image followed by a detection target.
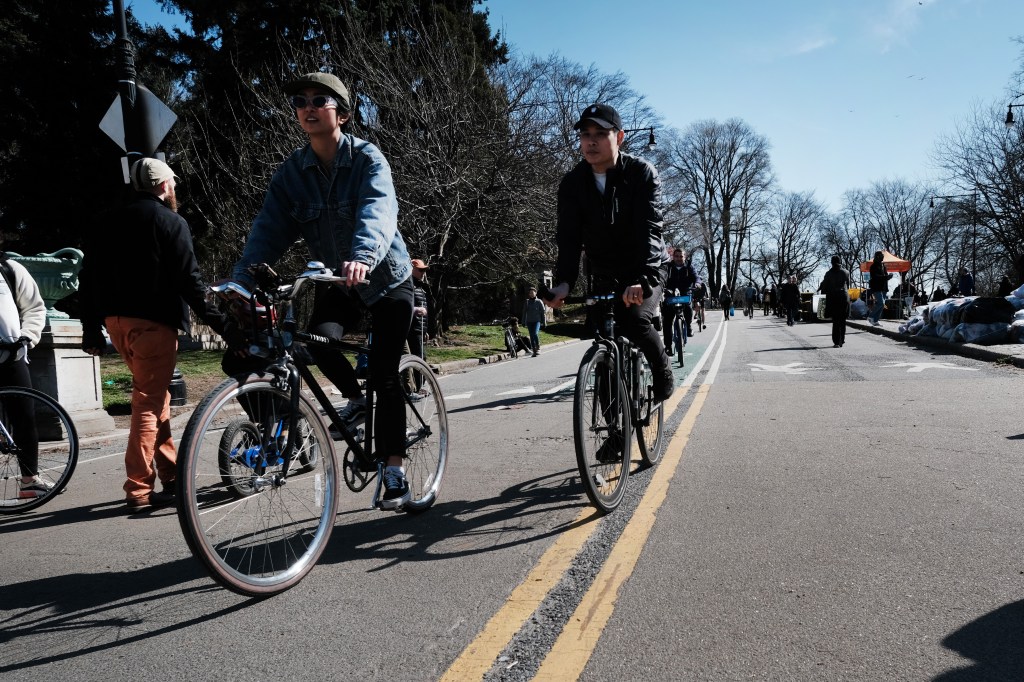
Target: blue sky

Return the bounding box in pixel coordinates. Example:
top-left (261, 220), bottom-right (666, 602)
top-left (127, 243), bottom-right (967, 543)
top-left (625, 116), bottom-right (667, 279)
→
top-left (129, 0), bottom-right (1024, 212)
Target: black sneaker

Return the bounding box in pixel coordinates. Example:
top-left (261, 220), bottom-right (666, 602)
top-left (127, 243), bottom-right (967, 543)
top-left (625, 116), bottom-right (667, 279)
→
top-left (594, 431), bottom-right (624, 463)
top-left (150, 481), bottom-right (176, 507)
top-left (379, 466), bottom-right (411, 510)
top-left (653, 368), bottom-right (675, 402)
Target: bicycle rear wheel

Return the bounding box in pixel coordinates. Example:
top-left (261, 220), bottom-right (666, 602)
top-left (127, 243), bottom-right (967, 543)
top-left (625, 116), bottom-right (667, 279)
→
top-left (674, 317), bottom-right (685, 366)
top-left (0, 387), bottom-right (78, 514)
top-left (573, 345), bottom-right (631, 513)
top-left (635, 352), bottom-right (664, 466)
top-left (177, 374), bottom-right (338, 596)
top-left (398, 355), bottom-right (448, 513)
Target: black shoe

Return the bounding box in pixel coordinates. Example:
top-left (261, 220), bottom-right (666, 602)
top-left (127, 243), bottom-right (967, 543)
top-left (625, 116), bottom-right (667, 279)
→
top-left (594, 431), bottom-right (624, 463)
top-left (378, 466), bottom-right (411, 510)
top-left (150, 481), bottom-right (176, 507)
top-left (652, 368), bottom-right (675, 402)
top-left (686, 327), bottom-right (693, 336)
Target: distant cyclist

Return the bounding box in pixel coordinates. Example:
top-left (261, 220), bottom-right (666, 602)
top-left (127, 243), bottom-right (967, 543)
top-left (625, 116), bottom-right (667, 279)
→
top-left (661, 247), bottom-right (698, 351)
top-left (546, 103), bottom-right (674, 402)
top-left (691, 279), bottom-right (708, 328)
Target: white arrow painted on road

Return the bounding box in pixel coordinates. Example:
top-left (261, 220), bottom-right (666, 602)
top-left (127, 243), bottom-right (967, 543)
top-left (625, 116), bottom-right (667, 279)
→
top-left (748, 362), bottom-right (821, 374)
top-left (543, 379), bottom-right (576, 395)
top-left (446, 392), bottom-right (473, 400)
top-left (882, 362), bottom-right (979, 373)
top-left (497, 386), bottom-right (536, 395)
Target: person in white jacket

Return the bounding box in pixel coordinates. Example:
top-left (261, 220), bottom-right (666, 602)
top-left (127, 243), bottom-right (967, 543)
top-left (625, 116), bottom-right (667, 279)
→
top-left (0, 253), bottom-right (48, 497)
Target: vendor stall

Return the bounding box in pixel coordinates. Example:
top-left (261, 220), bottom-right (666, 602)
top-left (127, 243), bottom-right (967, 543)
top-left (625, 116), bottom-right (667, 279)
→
top-left (859, 250), bottom-right (913, 319)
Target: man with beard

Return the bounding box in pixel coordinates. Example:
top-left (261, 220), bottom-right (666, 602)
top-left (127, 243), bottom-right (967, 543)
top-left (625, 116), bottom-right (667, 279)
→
top-left (80, 157), bottom-right (235, 510)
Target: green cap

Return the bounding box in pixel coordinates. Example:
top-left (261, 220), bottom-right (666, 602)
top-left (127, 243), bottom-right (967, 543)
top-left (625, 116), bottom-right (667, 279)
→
top-left (284, 72), bottom-right (351, 110)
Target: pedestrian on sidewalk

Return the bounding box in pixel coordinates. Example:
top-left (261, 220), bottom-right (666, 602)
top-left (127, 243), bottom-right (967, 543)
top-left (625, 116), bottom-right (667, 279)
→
top-left (719, 286), bottom-right (732, 321)
top-left (0, 251), bottom-right (49, 499)
top-left (521, 286), bottom-right (545, 356)
top-left (818, 256), bottom-right (850, 347)
top-left (80, 158), bottom-right (238, 510)
top-left (867, 251), bottom-right (892, 326)
top-left (780, 275), bottom-right (801, 326)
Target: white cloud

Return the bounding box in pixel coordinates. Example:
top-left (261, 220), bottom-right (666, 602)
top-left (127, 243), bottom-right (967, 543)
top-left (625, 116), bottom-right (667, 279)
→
top-left (872, 0), bottom-right (936, 52)
top-left (793, 36), bottom-right (837, 55)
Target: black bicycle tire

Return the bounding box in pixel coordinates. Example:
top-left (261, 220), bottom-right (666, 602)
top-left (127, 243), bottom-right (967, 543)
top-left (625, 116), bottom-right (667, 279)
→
top-left (177, 374), bottom-right (338, 596)
top-left (397, 354), bottom-right (448, 513)
top-left (635, 353), bottom-right (664, 467)
top-left (573, 345), bottom-right (631, 513)
top-left (0, 386), bottom-right (78, 514)
top-left (675, 317), bottom-right (685, 366)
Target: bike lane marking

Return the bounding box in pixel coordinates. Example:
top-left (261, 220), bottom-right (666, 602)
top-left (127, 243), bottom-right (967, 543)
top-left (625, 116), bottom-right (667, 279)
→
top-left (440, 323), bottom-right (727, 681)
top-left (533, 323), bottom-right (726, 681)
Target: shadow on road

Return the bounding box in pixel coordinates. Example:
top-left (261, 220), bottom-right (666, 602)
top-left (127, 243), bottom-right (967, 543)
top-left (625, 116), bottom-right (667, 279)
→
top-left (934, 599), bottom-right (1024, 681)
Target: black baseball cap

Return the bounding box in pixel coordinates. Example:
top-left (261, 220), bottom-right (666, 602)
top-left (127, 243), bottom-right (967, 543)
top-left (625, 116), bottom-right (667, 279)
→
top-left (573, 103), bottom-right (623, 131)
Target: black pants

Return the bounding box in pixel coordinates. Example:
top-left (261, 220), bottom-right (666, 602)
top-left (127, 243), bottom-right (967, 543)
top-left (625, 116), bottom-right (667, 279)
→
top-left (224, 280), bottom-right (414, 459)
top-left (0, 357), bottom-right (38, 477)
top-left (661, 303), bottom-right (692, 350)
top-left (306, 280), bottom-right (414, 458)
top-left (827, 294), bottom-right (849, 346)
top-left (612, 285), bottom-right (670, 378)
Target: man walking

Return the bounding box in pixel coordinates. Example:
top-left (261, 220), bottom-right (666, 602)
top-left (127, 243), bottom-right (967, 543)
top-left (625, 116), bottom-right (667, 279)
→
top-left (780, 275), bottom-right (801, 326)
top-left (818, 256), bottom-right (850, 347)
top-left (80, 158), bottom-right (235, 510)
top-left (522, 286), bottom-right (545, 356)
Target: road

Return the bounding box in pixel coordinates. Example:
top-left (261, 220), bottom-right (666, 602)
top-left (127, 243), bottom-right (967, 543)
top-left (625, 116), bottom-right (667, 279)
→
top-left (2, 312), bottom-right (1021, 681)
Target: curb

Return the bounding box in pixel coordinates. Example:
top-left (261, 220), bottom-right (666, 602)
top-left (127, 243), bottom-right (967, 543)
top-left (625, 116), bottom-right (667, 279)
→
top-left (847, 319), bottom-right (1024, 369)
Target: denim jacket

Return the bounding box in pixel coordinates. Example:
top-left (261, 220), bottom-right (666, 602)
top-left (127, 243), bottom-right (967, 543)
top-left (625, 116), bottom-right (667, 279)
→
top-left (234, 134), bottom-right (411, 305)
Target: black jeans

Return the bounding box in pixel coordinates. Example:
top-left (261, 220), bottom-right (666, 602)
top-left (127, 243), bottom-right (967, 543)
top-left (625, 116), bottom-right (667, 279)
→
top-left (826, 294), bottom-right (849, 345)
top-left (611, 284), bottom-right (670, 378)
top-left (0, 357), bottom-right (38, 477)
top-left (306, 279), bottom-right (414, 459)
top-left (661, 302), bottom-right (692, 350)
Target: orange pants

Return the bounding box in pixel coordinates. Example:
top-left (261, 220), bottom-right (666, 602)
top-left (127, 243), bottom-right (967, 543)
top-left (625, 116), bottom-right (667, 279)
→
top-left (105, 316), bottom-right (178, 501)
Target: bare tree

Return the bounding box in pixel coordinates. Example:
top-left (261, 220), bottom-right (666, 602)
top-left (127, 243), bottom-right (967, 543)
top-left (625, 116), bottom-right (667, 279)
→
top-left (662, 118), bottom-right (774, 294)
top-left (764, 191), bottom-right (827, 286)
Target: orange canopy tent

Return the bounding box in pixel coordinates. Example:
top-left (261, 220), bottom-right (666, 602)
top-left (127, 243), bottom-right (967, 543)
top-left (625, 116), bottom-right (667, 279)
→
top-left (859, 250), bottom-right (911, 273)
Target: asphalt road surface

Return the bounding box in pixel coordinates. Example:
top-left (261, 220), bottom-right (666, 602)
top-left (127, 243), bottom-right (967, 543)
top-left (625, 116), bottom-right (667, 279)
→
top-left (2, 311), bottom-right (1021, 681)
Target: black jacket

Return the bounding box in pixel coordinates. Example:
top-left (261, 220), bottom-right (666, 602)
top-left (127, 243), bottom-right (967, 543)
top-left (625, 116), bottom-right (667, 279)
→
top-left (868, 262), bottom-right (891, 292)
top-left (555, 153), bottom-right (669, 293)
top-left (664, 261), bottom-right (698, 296)
top-left (80, 192), bottom-right (226, 344)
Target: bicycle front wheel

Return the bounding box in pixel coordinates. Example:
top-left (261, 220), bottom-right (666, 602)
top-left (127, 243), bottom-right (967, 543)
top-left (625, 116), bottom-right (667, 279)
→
top-left (399, 355), bottom-right (448, 513)
top-left (0, 387), bottom-right (78, 514)
top-left (177, 374), bottom-right (338, 596)
top-left (573, 345), bottom-right (632, 513)
top-left (635, 353), bottom-right (664, 467)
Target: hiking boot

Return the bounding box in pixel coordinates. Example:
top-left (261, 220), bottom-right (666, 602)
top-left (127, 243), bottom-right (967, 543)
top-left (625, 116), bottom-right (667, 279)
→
top-left (378, 465), bottom-right (411, 510)
top-left (18, 476), bottom-right (56, 499)
top-left (653, 368), bottom-right (675, 402)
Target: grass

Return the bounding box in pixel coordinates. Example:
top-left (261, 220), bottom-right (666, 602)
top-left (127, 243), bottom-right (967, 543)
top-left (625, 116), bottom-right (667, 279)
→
top-left (99, 319), bottom-right (586, 411)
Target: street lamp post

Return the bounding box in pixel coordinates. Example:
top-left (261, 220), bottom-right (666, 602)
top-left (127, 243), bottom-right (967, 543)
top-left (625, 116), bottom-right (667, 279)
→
top-left (930, 191), bottom-right (978, 283)
top-left (1004, 94), bottom-right (1024, 128)
top-left (623, 127), bottom-right (657, 152)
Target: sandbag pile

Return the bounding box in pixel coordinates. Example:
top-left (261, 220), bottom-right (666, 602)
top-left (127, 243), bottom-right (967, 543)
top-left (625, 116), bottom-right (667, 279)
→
top-left (897, 283), bottom-right (1024, 345)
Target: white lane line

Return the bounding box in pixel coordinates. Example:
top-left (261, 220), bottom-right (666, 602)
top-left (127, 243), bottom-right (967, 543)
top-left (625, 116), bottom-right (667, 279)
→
top-left (543, 379), bottom-right (576, 395)
top-left (704, 320), bottom-right (729, 385)
top-left (496, 386), bottom-right (536, 396)
top-left (681, 320), bottom-right (725, 387)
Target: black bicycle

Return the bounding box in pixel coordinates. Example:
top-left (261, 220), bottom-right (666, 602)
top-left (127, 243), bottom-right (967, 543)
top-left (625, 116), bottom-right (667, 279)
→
top-left (0, 361), bottom-right (78, 514)
top-left (176, 262), bottom-right (448, 596)
top-left (559, 292), bottom-right (665, 513)
top-left (665, 292), bottom-right (690, 367)
top-left (498, 317), bottom-right (531, 358)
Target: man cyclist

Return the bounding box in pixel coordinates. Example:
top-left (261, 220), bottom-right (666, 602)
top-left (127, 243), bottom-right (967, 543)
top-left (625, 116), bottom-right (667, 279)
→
top-left (691, 278), bottom-right (708, 329)
top-left (546, 102), bottom-right (674, 402)
top-left (661, 247), bottom-right (698, 353)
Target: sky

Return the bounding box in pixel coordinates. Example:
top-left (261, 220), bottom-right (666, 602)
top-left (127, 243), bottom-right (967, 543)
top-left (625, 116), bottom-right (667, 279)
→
top-left (129, 0), bottom-right (1024, 212)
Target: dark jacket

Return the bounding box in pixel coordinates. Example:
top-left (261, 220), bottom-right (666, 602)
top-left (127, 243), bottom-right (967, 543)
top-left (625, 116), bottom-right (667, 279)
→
top-left (780, 282), bottom-right (801, 306)
top-left (818, 266), bottom-right (850, 298)
top-left (868, 261), bottom-right (891, 293)
top-left (80, 192), bottom-right (226, 345)
top-left (555, 152), bottom-right (669, 293)
top-left (410, 277), bottom-right (428, 336)
top-left (664, 261), bottom-right (698, 296)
